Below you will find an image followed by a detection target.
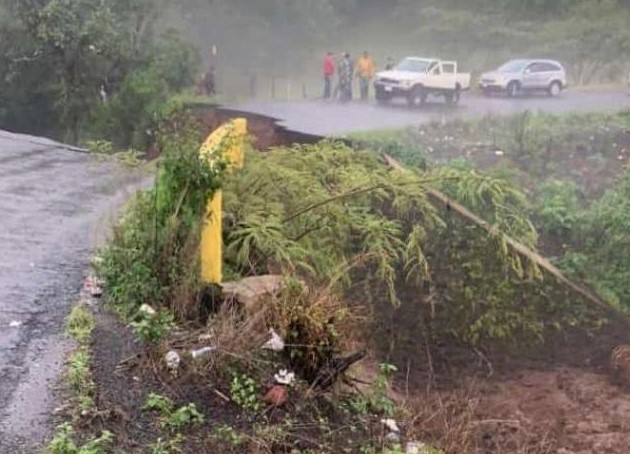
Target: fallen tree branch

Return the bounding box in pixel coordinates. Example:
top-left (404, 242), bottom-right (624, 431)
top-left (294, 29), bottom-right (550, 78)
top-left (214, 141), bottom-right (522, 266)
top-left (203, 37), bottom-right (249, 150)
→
top-left (382, 153), bottom-right (618, 316)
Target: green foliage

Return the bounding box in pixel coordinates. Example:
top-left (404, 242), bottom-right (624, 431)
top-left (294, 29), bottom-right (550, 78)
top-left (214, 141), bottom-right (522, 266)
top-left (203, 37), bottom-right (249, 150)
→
top-left (143, 393), bottom-right (205, 430)
top-left (66, 350), bottom-right (95, 410)
top-left (0, 0), bottom-right (198, 145)
top-left (164, 404), bottom-right (205, 430)
top-left (565, 171), bottom-right (630, 309)
top-left (45, 423), bottom-right (112, 454)
top-left (224, 141), bottom-right (595, 347)
top-left (347, 363), bottom-right (397, 418)
top-left (229, 373), bottom-right (261, 413)
top-left (98, 111), bottom-right (223, 319)
top-left (213, 425), bottom-right (245, 447)
top-left (66, 304), bottom-right (95, 345)
top-left (144, 393), bottom-right (175, 415)
top-left (130, 309), bottom-right (175, 344)
top-left (533, 179), bottom-right (582, 238)
top-left (148, 435), bottom-right (184, 454)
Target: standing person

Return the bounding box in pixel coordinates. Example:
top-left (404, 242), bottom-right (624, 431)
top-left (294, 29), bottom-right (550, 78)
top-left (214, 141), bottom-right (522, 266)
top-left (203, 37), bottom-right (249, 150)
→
top-left (356, 51), bottom-right (375, 101)
top-left (204, 66), bottom-right (216, 96)
top-left (323, 51), bottom-right (335, 100)
top-left (338, 52), bottom-right (353, 102)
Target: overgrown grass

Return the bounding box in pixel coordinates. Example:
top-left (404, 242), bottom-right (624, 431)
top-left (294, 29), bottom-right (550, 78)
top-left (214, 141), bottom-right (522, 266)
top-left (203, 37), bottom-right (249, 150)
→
top-left (44, 304), bottom-right (99, 452)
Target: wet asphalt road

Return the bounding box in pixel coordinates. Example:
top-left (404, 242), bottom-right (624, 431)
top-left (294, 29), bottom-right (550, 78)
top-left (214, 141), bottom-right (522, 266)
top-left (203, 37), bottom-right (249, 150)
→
top-left (233, 90), bottom-right (630, 136)
top-left (0, 131), bottom-right (145, 452)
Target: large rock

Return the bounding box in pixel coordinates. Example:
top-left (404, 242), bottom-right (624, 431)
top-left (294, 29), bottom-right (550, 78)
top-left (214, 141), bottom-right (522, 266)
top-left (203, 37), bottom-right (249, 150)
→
top-left (221, 275), bottom-right (284, 312)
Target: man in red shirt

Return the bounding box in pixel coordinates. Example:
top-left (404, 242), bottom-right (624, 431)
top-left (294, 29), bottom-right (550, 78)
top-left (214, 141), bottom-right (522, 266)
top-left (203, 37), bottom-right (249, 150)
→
top-left (323, 51), bottom-right (335, 100)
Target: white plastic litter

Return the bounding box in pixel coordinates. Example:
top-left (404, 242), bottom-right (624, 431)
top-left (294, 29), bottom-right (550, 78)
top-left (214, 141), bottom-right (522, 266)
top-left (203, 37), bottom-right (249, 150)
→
top-left (381, 418), bottom-right (400, 433)
top-left (262, 328), bottom-right (285, 352)
top-left (9, 320), bottom-right (23, 328)
top-left (165, 351), bottom-right (181, 371)
top-left (386, 432), bottom-right (401, 443)
top-left (83, 276), bottom-right (104, 297)
top-left (191, 346), bottom-right (216, 360)
top-left (274, 369), bottom-right (295, 385)
top-left (139, 304), bottom-right (157, 316)
top-left (406, 442), bottom-right (427, 454)
top-left (495, 150), bottom-right (504, 156)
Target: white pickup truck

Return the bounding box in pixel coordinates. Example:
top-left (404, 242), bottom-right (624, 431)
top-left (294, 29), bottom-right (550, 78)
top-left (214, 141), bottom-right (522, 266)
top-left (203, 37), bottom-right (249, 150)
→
top-left (374, 57), bottom-right (471, 106)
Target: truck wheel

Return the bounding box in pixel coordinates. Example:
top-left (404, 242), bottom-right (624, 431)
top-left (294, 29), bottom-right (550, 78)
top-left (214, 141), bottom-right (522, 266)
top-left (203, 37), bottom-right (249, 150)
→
top-left (445, 87), bottom-right (461, 106)
top-left (506, 81), bottom-right (519, 98)
top-left (547, 81), bottom-right (562, 97)
top-left (407, 86), bottom-right (426, 107)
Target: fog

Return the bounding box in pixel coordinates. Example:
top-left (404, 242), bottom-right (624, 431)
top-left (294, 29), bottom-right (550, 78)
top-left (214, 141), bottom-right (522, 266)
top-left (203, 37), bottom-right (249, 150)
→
top-left (164, 0), bottom-right (630, 98)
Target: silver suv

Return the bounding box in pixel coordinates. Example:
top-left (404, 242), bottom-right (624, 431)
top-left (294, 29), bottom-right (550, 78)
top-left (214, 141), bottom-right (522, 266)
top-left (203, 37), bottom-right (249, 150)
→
top-left (479, 59), bottom-right (567, 97)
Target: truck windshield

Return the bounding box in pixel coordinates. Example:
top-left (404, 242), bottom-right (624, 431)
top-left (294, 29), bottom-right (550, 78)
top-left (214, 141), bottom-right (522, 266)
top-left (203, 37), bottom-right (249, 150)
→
top-left (395, 58), bottom-right (432, 73)
top-left (497, 60), bottom-right (528, 73)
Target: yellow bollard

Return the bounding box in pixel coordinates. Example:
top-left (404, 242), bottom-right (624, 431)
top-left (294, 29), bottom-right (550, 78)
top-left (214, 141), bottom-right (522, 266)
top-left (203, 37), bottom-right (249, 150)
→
top-left (199, 118), bottom-right (247, 284)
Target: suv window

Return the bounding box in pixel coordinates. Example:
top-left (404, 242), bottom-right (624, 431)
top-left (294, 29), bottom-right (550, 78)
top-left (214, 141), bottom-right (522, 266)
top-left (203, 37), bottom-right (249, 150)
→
top-left (526, 63), bottom-right (546, 73)
top-left (540, 62), bottom-right (561, 72)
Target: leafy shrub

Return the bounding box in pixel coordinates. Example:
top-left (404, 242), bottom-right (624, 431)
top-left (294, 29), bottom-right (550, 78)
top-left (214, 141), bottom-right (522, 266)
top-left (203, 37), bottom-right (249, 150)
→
top-left (533, 179), bottom-right (583, 239)
top-left (98, 110), bottom-right (224, 319)
top-left (222, 141), bottom-right (603, 350)
top-left (230, 373), bottom-right (261, 413)
top-left (130, 309), bottom-right (176, 345)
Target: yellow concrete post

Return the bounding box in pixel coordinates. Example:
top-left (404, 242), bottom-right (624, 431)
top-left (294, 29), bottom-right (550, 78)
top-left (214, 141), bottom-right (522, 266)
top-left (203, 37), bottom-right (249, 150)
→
top-left (199, 118), bottom-right (247, 284)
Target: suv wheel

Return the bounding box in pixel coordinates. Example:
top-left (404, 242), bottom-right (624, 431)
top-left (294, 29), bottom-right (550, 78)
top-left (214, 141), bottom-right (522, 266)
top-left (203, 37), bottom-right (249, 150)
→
top-left (506, 81), bottom-right (519, 98)
top-left (548, 81), bottom-right (562, 97)
top-left (407, 85), bottom-right (426, 107)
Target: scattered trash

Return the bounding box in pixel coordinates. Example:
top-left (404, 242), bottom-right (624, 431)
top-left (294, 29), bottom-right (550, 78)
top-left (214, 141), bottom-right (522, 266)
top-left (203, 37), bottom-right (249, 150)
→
top-left (165, 351), bottom-right (181, 372)
top-left (139, 304), bottom-right (157, 317)
top-left (274, 369), bottom-right (295, 385)
top-left (385, 431), bottom-right (401, 443)
top-left (82, 276), bottom-right (104, 297)
top-left (191, 346), bottom-right (216, 360)
top-left (406, 441), bottom-right (425, 454)
top-left (381, 418), bottom-right (400, 433)
top-left (262, 328), bottom-right (285, 352)
top-left (494, 150), bottom-right (504, 156)
top-left (263, 385), bottom-right (287, 407)
top-left (9, 320), bottom-right (23, 328)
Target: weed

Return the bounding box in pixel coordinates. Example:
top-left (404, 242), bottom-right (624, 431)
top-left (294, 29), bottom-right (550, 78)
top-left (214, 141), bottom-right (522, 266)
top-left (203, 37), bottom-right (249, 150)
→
top-left (66, 304), bottom-right (95, 345)
top-left (347, 363), bottom-right (397, 418)
top-left (143, 393), bottom-right (205, 430)
top-left (45, 423), bottom-right (112, 454)
top-left (164, 404), bottom-right (205, 430)
top-left (66, 350), bottom-right (95, 407)
top-left (230, 372), bottom-right (261, 413)
top-left (148, 434), bottom-right (183, 454)
top-left (214, 425), bottom-right (245, 446)
top-left (144, 393), bottom-right (174, 415)
top-left (130, 309), bottom-right (175, 344)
